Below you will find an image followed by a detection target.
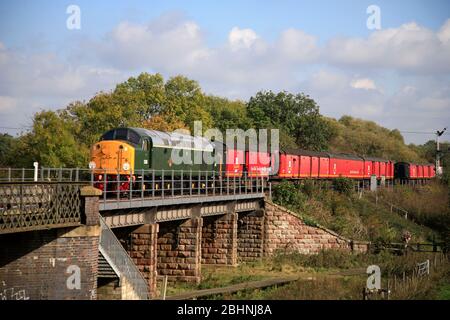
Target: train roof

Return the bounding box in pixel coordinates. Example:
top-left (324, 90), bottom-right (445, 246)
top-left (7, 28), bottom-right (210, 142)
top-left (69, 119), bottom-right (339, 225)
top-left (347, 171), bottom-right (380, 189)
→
top-left (132, 128), bottom-right (214, 151)
top-left (360, 156), bottom-right (391, 162)
top-left (102, 127), bottom-right (214, 152)
top-left (280, 148), bottom-right (330, 157)
top-left (395, 162), bottom-right (435, 167)
top-left (326, 153), bottom-right (363, 161)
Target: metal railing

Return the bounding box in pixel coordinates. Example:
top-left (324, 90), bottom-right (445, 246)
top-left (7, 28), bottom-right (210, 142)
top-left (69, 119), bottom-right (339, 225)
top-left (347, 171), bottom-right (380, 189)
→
top-left (0, 183), bottom-right (82, 234)
top-left (99, 216), bottom-right (149, 300)
top-left (0, 168), bottom-right (268, 205)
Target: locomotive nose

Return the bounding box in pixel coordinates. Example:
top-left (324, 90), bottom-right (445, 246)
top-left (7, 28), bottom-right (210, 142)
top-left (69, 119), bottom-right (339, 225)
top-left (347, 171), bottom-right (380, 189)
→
top-left (90, 140), bottom-right (135, 174)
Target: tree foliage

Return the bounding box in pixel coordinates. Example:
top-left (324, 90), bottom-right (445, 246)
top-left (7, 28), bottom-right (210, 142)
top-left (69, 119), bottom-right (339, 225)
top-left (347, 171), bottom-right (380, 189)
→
top-left (247, 91), bottom-right (333, 150)
top-left (327, 116), bottom-right (425, 162)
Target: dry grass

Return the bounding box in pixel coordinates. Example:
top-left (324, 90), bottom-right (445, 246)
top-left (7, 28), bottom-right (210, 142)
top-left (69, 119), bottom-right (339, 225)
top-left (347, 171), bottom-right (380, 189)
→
top-left (158, 250), bottom-right (449, 300)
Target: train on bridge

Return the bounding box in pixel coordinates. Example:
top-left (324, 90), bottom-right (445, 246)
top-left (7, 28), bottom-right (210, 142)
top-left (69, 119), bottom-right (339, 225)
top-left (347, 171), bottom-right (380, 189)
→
top-left (89, 127), bottom-right (435, 192)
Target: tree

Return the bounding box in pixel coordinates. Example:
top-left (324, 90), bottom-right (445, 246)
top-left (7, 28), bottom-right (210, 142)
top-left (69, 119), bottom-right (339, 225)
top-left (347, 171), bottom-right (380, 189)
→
top-left (205, 96), bottom-right (252, 133)
top-left (164, 75), bottom-right (213, 132)
top-left (26, 111), bottom-right (87, 167)
top-left (0, 133), bottom-right (15, 166)
top-left (247, 91), bottom-right (333, 150)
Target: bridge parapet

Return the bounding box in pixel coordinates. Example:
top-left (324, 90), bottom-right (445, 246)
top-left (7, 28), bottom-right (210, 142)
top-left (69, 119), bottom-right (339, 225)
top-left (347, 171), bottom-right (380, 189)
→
top-left (0, 183), bottom-right (83, 234)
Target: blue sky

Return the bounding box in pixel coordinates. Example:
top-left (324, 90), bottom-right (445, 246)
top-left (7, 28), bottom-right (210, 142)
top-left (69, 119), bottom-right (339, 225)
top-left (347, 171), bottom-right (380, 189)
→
top-left (2, 0), bottom-right (450, 47)
top-left (0, 0), bottom-right (449, 143)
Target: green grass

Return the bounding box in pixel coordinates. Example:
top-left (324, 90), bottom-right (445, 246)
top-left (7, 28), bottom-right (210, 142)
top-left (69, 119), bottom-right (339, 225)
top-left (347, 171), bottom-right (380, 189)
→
top-left (436, 284), bottom-right (450, 300)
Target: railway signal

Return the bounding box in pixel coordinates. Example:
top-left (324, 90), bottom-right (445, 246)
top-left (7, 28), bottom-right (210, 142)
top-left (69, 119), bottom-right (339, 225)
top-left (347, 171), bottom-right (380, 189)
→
top-left (436, 127), bottom-right (447, 176)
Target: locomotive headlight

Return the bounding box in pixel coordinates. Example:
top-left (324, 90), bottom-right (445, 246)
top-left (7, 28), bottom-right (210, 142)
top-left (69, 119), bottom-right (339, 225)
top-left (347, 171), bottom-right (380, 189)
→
top-left (123, 162), bottom-right (130, 171)
top-left (88, 161), bottom-right (96, 169)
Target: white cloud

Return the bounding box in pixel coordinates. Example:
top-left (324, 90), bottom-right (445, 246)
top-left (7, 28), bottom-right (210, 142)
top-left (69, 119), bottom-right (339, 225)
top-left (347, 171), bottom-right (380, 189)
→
top-left (228, 27), bottom-right (259, 51)
top-left (326, 21), bottom-right (450, 74)
top-left (0, 96), bottom-right (17, 113)
top-left (351, 78), bottom-right (377, 90)
top-left (438, 19), bottom-right (450, 43)
top-left (278, 28), bottom-right (319, 62)
top-left (1, 14), bottom-right (450, 144)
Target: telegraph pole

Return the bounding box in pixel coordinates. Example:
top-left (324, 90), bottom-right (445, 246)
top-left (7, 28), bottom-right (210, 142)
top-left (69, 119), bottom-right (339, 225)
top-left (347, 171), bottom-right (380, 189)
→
top-left (436, 127), bottom-right (447, 177)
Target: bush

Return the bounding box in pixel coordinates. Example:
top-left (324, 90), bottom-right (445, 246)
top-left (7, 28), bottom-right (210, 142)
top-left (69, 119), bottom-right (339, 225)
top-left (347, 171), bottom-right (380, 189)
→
top-left (300, 180), bottom-right (316, 197)
top-left (332, 177), bottom-right (354, 195)
top-left (272, 181), bottom-right (306, 208)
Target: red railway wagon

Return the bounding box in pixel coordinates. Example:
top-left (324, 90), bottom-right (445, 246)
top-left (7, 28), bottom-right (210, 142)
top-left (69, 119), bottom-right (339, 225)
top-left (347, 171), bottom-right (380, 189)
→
top-left (423, 165), bottom-right (430, 178)
top-left (328, 153), bottom-right (365, 179)
top-left (362, 157), bottom-right (394, 179)
top-left (394, 162), bottom-right (435, 180)
top-left (277, 150), bottom-right (298, 178)
top-left (225, 148), bottom-right (244, 177)
top-left (245, 150), bottom-right (271, 177)
top-left (429, 164), bottom-right (436, 178)
top-left (276, 150), bottom-right (330, 179)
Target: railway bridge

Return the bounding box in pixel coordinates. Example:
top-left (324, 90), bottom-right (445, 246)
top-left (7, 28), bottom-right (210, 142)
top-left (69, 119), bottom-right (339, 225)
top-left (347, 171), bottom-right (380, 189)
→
top-left (0, 168), bottom-right (369, 300)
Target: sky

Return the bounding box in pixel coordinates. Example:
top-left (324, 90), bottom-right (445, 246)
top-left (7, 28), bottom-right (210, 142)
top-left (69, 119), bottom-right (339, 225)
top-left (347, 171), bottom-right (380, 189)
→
top-left (0, 0), bottom-right (449, 144)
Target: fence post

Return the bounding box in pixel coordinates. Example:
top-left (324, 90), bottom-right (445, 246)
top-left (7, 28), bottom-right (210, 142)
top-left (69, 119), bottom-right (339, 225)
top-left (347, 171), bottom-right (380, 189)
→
top-left (212, 171), bottom-right (215, 196)
top-left (206, 172), bottom-right (208, 196)
top-left (162, 170), bottom-right (165, 199)
top-left (171, 170), bottom-right (174, 197)
top-left (117, 171), bottom-right (120, 201)
top-left (103, 170), bottom-right (107, 203)
top-left (152, 170), bottom-right (155, 198)
top-left (162, 275), bottom-right (168, 300)
top-left (189, 170), bottom-right (192, 197)
top-left (129, 169), bottom-right (133, 202)
top-left (269, 182), bottom-right (272, 200)
top-left (141, 169), bottom-right (144, 199)
top-left (181, 170), bottom-right (184, 196)
top-left (33, 162), bottom-right (38, 182)
top-left (198, 171), bottom-right (201, 196)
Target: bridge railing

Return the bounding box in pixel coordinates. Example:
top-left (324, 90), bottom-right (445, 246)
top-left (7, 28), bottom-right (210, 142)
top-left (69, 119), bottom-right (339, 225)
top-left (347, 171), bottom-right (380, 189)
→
top-left (0, 183), bottom-right (82, 234)
top-left (0, 168), bottom-right (268, 204)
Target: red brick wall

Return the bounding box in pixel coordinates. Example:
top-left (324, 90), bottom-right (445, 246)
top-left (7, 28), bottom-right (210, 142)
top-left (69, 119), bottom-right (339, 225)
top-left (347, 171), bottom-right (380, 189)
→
top-left (157, 218), bottom-right (202, 283)
top-left (237, 210), bottom-right (265, 261)
top-left (0, 227), bottom-right (99, 300)
top-left (201, 213), bottom-right (237, 265)
top-left (264, 202), bottom-right (369, 255)
top-left (129, 224), bottom-right (159, 298)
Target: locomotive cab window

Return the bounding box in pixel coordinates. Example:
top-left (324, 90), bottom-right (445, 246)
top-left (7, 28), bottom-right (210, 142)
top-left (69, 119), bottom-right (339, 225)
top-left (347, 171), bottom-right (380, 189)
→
top-left (142, 139), bottom-right (150, 151)
top-left (115, 128), bottom-right (128, 141)
top-left (101, 130), bottom-right (114, 141)
top-left (128, 130), bottom-right (141, 145)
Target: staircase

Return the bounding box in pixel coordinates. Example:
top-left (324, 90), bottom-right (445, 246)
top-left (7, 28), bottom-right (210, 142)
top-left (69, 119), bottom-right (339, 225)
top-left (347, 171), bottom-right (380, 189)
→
top-left (98, 251), bottom-right (119, 278)
top-left (98, 216), bottom-right (149, 300)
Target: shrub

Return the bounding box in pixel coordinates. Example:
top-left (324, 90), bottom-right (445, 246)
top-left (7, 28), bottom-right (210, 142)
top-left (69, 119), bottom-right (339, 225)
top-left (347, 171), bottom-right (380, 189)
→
top-left (332, 177), bottom-right (354, 196)
top-left (272, 181), bottom-right (306, 209)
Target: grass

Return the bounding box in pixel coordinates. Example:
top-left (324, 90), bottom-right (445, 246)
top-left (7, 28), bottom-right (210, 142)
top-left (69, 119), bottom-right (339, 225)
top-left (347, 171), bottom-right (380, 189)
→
top-left (272, 181), bottom-right (447, 244)
top-left (436, 284), bottom-right (450, 300)
top-left (158, 250), bottom-right (449, 300)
